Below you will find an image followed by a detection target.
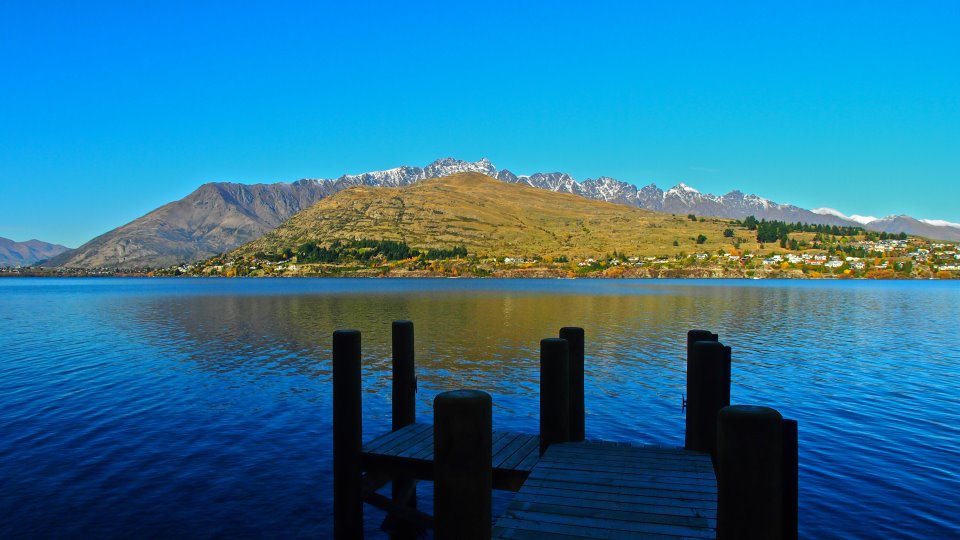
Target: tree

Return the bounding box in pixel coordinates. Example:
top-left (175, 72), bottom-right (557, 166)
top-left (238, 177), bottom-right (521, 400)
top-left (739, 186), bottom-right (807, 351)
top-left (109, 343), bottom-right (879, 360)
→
top-left (723, 228), bottom-right (735, 238)
top-left (696, 234), bottom-right (707, 245)
top-left (672, 239), bottom-right (680, 246)
top-left (687, 214), bottom-right (697, 221)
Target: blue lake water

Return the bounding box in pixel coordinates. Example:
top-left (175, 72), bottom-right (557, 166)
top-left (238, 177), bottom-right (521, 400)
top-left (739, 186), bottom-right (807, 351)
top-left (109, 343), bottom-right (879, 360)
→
top-left (1, 277), bottom-right (958, 538)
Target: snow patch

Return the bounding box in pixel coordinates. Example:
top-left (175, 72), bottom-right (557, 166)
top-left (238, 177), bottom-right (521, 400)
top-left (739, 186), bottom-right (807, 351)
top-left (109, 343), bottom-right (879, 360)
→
top-left (812, 208), bottom-right (877, 225)
top-left (920, 219), bottom-right (960, 230)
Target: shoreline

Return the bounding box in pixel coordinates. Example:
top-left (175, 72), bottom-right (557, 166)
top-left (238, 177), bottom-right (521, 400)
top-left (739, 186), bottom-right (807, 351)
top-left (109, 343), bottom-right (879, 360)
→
top-left (1, 268), bottom-right (953, 280)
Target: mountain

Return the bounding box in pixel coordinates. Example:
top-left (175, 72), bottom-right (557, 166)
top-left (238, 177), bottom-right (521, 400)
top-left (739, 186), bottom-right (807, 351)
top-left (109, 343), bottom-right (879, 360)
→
top-left (43, 182), bottom-right (336, 269)
top-left (232, 172), bottom-right (743, 260)
top-left (812, 208), bottom-right (960, 242)
top-left (43, 159), bottom-right (505, 269)
top-left (0, 237), bottom-right (71, 267)
top-left (46, 157), bottom-right (959, 268)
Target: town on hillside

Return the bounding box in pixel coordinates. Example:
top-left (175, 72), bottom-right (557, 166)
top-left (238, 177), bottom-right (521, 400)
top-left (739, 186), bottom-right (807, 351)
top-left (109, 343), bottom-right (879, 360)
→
top-left (170, 217), bottom-right (959, 279)
top-left (5, 217), bottom-right (959, 280)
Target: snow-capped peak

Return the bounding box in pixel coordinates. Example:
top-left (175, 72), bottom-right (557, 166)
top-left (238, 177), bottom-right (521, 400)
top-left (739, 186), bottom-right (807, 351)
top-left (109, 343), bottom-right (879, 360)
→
top-left (812, 207), bottom-right (848, 218)
top-left (849, 214), bottom-right (880, 225)
top-left (665, 183), bottom-right (700, 196)
top-left (812, 208), bottom-right (877, 225)
top-left (920, 219), bottom-right (960, 230)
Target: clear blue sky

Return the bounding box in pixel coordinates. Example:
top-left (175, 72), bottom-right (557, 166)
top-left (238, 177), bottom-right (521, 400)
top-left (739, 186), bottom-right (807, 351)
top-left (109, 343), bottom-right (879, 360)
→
top-left (1, 1), bottom-right (958, 247)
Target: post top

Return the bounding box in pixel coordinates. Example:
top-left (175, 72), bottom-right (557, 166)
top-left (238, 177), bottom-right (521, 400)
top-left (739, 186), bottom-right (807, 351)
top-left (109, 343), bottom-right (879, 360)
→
top-left (333, 329), bottom-right (361, 336)
top-left (719, 404), bottom-right (783, 422)
top-left (434, 389), bottom-right (492, 406)
top-left (559, 327), bottom-right (584, 337)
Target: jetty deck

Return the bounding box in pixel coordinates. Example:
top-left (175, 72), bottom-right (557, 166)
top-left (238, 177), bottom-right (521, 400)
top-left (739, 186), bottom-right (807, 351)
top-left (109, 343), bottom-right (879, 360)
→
top-left (361, 423), bottom-right (541, 491)
top-left (333, 323), bottom-right (796, 539)
top-left (361, 424), bottom-right (718, 539)
top-left (494, 441), bottom-right (717, 539)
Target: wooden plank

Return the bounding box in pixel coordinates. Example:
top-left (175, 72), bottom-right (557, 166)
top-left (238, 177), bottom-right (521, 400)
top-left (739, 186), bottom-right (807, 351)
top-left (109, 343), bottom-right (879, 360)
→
top-left (493, 525), bottom-right (599, 540)
top-left (492, 432), bottom-right (522, 463)
top-left (494, 516), bottom-right (684, 539)
top-left (542, 453), bottom-right (713, 474)
top-left (533, 461), bottom-right (716, 485)
top-left (495, 433), bottom-right (535, 469)
top-left (514, 484), bottom-right (716, 512)
top-left (546, 451), bottom-right (711, 469)
top-left (387, 426), bottom-right (434, 458)
top-left (500, 435), bottom-right (541, 471)
top-left (493, 524), bottom-right (603, 540)
top-left (549, 444), bottom-right (713, 463)
top-left (528, 468), bottom-right (716, 494)
top-left (520, 477), bottom-right (716, 502)
top-left (378, 423), bottom-right (433, 456)
top-left (510, 491), bottom-right (716, 519)
top-left (396, 428), bottom-right (435, 459)
top-left (504, 500), bottom-right (714, 530)
top-left (362, 423), bottom-right (429, 455)
top-left (373, 423), bottom-right (432, 456)
top-left (361, 423), bottom-right (420, 454)
top-left (516, 438), bottom-right (543, 471)
top-left (548, 445), bottom-right (713, 464)
top-left (501, 507), bottom-right (714, 539)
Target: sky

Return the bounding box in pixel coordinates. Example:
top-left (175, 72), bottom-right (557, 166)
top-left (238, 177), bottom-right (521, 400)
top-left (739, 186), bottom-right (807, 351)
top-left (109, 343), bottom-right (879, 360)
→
top-left (1, 1), bottom-right (958, 247)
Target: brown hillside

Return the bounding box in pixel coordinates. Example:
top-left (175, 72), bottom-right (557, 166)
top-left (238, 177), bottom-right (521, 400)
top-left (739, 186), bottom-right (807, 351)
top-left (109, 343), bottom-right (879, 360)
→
top-left (234, 172), bottom-right (743, 259)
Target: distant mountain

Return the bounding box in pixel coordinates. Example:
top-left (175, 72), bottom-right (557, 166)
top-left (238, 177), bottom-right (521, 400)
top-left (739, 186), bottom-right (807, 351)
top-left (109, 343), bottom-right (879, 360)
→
top-left (812, 208), bottom-right (960, 242)
top-left (232, 172), bottom-right (740, 260)
top-left (43, 182), bottom-right (336, 269)
top-left (45, 157), bottom-right (960, 268)
top-left (0, 237), bottom-right (71, 267)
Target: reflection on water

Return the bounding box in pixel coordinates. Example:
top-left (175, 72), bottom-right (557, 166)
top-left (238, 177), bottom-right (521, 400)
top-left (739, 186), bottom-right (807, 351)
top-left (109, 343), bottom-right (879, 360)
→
top-left (1, 278), bottom-right (958, 538)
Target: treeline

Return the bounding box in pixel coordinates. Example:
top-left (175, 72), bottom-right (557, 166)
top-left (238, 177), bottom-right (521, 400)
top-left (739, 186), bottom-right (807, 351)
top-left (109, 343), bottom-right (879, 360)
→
top-left (735, 216), bottom-right (907, 249)
top-left (256, 239), bottom-right (468, 264)
top-left (739, 216), bottom-right (865, 241)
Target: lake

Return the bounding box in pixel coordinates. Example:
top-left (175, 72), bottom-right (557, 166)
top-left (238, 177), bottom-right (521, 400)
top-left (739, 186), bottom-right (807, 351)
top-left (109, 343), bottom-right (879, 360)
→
top-left (1, 278), bottom-right (958, 538)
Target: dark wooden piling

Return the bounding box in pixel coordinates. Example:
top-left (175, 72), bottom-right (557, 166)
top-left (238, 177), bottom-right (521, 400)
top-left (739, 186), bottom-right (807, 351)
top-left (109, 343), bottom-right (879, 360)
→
top-left (685, 340), bottom-right (728, 454)
top-left (717, 405), bottom-right (784, 540)
top-left (333, 329), bottom-right (363, 540)
top-left (558, 327), bottom-right (585, 442)
top-left (686, 329), bottom-right (718, 360)
top-left (434, 390), bottom-right (492, 540)
top-left (540, 338), bottom-right (570, 456)
top-left (782, 418), bottom-right (799, 540)
top-left (390, 320), bottom-right (418, 536)
top-left (392, 320), bottom-right (416, 431)
top-left (722, 345), bottom-right (732, 408)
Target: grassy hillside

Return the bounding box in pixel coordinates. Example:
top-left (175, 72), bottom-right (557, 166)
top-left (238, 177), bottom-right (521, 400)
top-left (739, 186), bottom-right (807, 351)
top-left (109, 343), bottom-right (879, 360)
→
top-left (234, 172), bottom-right (746, 259)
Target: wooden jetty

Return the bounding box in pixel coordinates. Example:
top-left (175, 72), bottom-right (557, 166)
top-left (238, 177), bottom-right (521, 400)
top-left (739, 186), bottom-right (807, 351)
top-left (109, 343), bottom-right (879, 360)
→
top-left (333, 322), bottom-right (798, 540)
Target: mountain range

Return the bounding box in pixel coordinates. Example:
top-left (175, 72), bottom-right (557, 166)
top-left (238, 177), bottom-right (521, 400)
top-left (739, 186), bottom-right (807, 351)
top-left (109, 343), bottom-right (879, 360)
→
top-left (43, 157), bottom-right (960, 269)
top-left (233, 172), bottom-right (739, 262)
top-left (0, 237), bottom-right (71, 267)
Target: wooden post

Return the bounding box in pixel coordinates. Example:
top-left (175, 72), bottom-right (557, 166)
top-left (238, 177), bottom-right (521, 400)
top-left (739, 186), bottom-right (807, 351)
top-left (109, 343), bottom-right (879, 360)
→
top-left (686, 329), bottom-right (718, 361)
top-left (782, 418), bottom-right (799, 540)
top-left (540, 337), bottom-right (570, 456)
top-left (390, 320), bottom-right (418, 536)
top-left (722, 345), bottom-right (732, 407)
top-left (392, 320), bottom-right (416, 431)
top-left (717, 405), bottom-right (784, 540)
top-left (559, 327), bottom-right (585, 442)
top-left (434, 390), bottom-right (492, 540)
top-left (685, 340), bottom-right (727, 454)
top-left (333, 329), bottom-right (363, 540)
